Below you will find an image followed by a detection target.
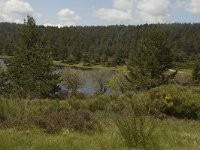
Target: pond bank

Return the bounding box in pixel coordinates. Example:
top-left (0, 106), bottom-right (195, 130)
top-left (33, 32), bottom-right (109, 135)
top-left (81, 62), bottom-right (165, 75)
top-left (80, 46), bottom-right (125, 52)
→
top-left (53, 61), bottom-right (128, 72)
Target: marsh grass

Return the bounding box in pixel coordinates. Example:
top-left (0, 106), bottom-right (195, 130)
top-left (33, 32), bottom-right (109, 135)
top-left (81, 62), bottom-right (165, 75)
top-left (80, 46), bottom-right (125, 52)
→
top-left (1, 85), bottom-right (200, 149)
top-left (0, 98), bottom-right (26, 120)
top-left (115, 116), bottom-right (158, 150)
top-left (1, 119), bottom-right (200, 150)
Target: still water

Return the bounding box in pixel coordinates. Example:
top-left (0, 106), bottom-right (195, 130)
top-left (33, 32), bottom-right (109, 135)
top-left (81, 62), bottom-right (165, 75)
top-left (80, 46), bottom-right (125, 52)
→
top-left (57, 67), bottom-right (114, 95)
top-left (0, 59), bottom-right (114, 95)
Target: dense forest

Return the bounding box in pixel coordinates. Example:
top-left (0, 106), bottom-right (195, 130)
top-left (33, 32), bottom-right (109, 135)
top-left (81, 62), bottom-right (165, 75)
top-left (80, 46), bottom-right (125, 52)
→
top-left (1, 23), bottom-right (200, 66)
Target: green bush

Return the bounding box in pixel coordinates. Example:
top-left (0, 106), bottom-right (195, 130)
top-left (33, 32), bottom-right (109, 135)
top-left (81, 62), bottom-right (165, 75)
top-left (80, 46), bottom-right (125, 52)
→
top-left (0, 109), bottom-right (102, 134)
top-left (27, 99), bottom-right (71, 115)
top-left (68, 98), bottom-right (89, 110)
top-left (149, 85), bottom-right (200, 119)
top-left (175, 73), bottom-right (192, 85)
top-left (0, 98), bottom-right (26, 121)
top-left (60, 69), bottom-right (85, 95)
top-left (115, 116), bottom-right (158, 149)
top-left (34, 112), bottom-right (67, 134)
top-left (88, 94), bottom-right (132, 113)
top-left (67, 109), bottom-right (103, 133)
top-left (88, 95), bottom-right (109, 112)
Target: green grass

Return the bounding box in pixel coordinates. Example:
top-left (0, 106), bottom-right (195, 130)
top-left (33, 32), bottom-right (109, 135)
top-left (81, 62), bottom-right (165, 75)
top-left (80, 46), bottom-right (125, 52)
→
top-left (0, 55), bottom-right (12, 59)
top-left (1, 119), bottom-right (200, 150)
top-left (0, 56), bottom-right (128, 72)
top-left (53, 61), bottom-right (128, 72)
top-left (0, 126), bottom-right (125, 150)
top-left (179, 69), bottom-right (193, 74)
top-left (0, 56), bottom-right (193, 73)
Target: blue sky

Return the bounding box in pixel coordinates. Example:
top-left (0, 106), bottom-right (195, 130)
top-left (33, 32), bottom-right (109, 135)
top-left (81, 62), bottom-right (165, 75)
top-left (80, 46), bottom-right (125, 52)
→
top-left (0, 0), bottom-right (200, 26)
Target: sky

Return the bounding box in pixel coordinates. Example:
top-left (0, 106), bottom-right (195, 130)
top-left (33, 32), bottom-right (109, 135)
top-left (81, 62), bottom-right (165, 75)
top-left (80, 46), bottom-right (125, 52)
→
top-left (0, 0), bottom-right (200, 26)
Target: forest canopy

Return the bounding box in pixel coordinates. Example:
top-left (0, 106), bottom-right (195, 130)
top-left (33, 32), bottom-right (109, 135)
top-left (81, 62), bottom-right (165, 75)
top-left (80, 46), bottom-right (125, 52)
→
top-left (0, 23), bottom-right (200, 66)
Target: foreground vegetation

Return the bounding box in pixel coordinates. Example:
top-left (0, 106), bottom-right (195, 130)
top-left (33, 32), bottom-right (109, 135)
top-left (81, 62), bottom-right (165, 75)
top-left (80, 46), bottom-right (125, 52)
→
top-left (1, 118), bottom-right (200, 150)
top-left (1, 85), bottom-right (200, 149)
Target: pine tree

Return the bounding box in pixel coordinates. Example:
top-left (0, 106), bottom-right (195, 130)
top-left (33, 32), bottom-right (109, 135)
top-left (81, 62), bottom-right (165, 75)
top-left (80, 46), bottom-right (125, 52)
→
top-left (193, 56), bottom-right (200, 84)
top-left (127, 26), bottom-right (173, 90)
top-left (8, 16), bottom-right (57, 98)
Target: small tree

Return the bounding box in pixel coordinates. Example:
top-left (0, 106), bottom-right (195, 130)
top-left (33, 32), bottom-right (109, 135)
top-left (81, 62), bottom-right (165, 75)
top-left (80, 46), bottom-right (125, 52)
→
top-left (193, 57), bottom-right (200, 84)
top-left (108, 72), bottom-right (129, 94)
top-left (0, 66), bottom-right (6, 95)
top-left (92, 70), bottom-right (109, 94)
top-left (60, 69), bottom-right (85, 95)
top-left (66, 54), bottom-right (76, 65)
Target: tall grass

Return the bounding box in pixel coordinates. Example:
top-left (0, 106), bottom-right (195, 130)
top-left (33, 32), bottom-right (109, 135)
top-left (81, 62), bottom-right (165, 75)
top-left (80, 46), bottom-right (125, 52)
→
top-left (116, 116), bottom-right (158, 150)
top-left (1, 119), bottom-right (200, 150)
top-left (0, 98), bottom-right (26, 120)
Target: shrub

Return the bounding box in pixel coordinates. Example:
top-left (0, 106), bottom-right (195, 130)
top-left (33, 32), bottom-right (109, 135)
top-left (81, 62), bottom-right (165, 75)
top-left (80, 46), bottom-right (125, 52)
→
top-left (60, 69), bottom-right (85, 95)
top-left (0, 109), bottom-right (102, 134)
top-left (115, 116), bottom-right (158, 149)
top-left (26, 99), bottom-right (71, 115)
top-left (88, 95), bottom-right (132, 114)
top-left (108, 72), bottom-right (130, 94)
top-left (67, 109), bottom-right (103, 133)
top-left (34, 112), bottom-right (68, 134)
top-left (91, 70), bottom-right (110, 94)
top-left (175, 73), bottom-right (192, 85)
top-left (68, 98), bottom-right (89, 110)
top-left (88, 95), bottom-right (109, 112)
top-left (0, 98), bottom-right (26, 121)
top-left (149, 85), bottom-right (200, 119)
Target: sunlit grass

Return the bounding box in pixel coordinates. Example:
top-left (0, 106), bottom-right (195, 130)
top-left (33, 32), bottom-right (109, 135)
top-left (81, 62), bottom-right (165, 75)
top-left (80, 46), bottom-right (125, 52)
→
top-left (1, 119), bottom-right (200, 150)
top-left (53, 61), bottom-right (128, 72)
top-left (0, 126), bottom-right (124, 150)
top-left (0, 55), bottom-right (12, 59)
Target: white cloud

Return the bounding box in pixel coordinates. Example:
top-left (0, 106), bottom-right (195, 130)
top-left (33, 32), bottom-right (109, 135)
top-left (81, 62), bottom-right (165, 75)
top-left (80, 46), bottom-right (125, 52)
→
top-left (2, 0), bottom-right (33, 14)
top-left (137, 0), bottom-right (171, 23)
top-left (113, 0), bottom-right (134, 10)
top-left (95, 0), bottom-right (134, 23)
top-left (187, 0), bottom-right (200, 14)
top-left (175, 0), bottom-right (187, 8)
top-left (95, 8), bottom-right (132, 23)
top-left (175, 0), bottom-right (200, 14)
top-left (0, 0), bottom-right (41, 23)
top-left (95, 0), bottom-right (172, 24)
top-left (137, 0), bottom-right (171, 16)
top-left (57, 8), bottom-right (80, 26)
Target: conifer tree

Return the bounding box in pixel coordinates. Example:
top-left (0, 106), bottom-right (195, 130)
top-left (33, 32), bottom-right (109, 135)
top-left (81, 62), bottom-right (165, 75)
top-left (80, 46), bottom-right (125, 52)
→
top-left (8, 16), bottom-right (57, 98)
top-left (193, 56), bottom-right (200, 84)
top-left (127, 26), bottom-right (173, 90)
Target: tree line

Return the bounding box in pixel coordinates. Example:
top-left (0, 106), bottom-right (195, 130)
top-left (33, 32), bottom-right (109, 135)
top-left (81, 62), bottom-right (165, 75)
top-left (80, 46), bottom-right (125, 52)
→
top-left (0, 22), bottom-right (200, 66)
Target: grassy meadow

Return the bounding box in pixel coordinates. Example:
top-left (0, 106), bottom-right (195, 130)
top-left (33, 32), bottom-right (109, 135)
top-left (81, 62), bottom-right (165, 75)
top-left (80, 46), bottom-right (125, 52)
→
top-left (1, 119), bottom-right (200, 150)
top-left (1, 85), bottom-right (200, 149)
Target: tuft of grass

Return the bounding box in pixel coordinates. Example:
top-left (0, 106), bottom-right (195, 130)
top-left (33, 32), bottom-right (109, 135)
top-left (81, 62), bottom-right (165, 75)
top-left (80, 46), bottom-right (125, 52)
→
top-left (115, 116), bottom-right (158, 150)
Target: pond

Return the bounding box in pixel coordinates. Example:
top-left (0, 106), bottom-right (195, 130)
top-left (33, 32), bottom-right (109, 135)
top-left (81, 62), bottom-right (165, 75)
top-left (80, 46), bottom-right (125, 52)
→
top-left (1, 59), bottom-right (115, 95)
top-left (0, 59), bottom-right (5, 66)
top-left (56, 67), bottom-right (114, 95)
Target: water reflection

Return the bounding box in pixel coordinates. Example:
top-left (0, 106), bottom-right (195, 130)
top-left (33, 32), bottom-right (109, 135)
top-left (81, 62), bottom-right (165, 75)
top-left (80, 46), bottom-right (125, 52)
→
top-left (1, 59), bottom-right (114, 95)
top-left (57, 67), bottom-right (114, 95)
top-left (0, 59), bottom-right (5, 66)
